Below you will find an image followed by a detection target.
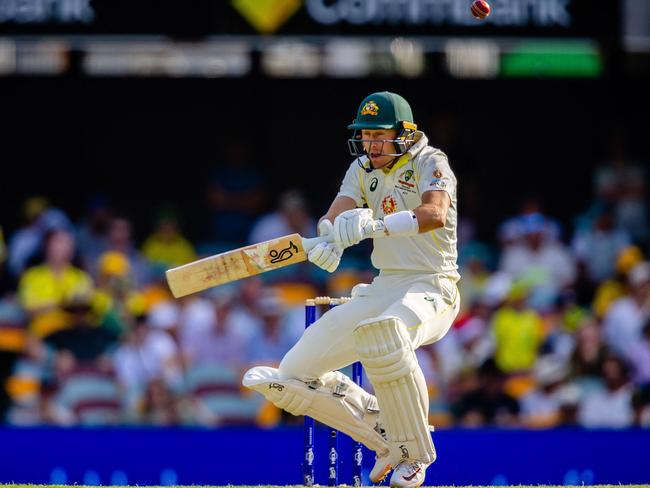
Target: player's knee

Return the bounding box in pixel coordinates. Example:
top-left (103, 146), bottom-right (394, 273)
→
top-left (354, 315), bottom-right (410, 351)
top-left (353, 316), bottom-right (414, 381)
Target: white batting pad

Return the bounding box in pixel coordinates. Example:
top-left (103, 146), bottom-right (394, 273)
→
top-left (353, 317), bottom-right (436, 464)
top-left (243, 366), bottom-right (389, 455)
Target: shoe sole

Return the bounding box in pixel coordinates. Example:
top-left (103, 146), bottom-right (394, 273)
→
top-left (389, 476), bottom-right (424, 488)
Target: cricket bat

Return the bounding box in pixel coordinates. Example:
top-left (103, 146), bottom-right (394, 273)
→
top-left (165, 233), bottom-right (329, 298)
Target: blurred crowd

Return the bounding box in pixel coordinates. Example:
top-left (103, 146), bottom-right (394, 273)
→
top-left (0, 147), bottom-right (649, 430)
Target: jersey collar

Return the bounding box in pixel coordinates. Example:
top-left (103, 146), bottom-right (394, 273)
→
top-left (381, 153), bottom-right (411, 175)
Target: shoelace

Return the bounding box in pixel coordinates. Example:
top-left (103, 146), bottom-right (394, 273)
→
top-left (407, 462), bottom-right (421, 473)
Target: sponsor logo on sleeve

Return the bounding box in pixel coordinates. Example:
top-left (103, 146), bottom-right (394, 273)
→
top-left (429, 169), bottom-right (446, 189)
top-left (429, 178), bottom-right (447, 189)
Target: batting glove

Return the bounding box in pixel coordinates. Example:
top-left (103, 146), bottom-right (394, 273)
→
top-left (307, 219), bottom-right (343, 273)
top-left (333, 208), bottom-right (376, 249)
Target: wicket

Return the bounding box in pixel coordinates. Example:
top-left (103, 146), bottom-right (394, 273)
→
top-left (303, 296), bottom-right (364, 487)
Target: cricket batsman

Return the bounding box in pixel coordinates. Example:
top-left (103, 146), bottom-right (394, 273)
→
top-left (243, 91), bottom-right (460, 487)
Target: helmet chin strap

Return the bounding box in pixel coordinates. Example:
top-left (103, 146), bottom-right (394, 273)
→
top-left (359, 154), bottom-right (400, 173)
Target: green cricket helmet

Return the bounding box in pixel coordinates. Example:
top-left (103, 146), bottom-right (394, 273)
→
top-left (347, 91), bottom-right (418, 168)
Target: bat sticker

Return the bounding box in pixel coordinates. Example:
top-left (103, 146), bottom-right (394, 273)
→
top-left (269, 241), bottom-right (298, 263)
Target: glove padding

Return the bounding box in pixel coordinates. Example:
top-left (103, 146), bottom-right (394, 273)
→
top-left (307, 220), bottom-right (343, 273)
top-left (333, 208), bottom-right (375, 249)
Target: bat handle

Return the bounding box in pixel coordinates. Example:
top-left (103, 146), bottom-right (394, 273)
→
top-left (301, 234), bottom-right (333, 253)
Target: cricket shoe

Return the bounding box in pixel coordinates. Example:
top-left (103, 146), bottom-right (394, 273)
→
top-left (370, 425), bottom-right (436, 484)
top-left (369, 451), bottom-right (393, 484)
top-left (369, 421), bottom-right (392, 483)
top-left (388, 459), bottom-right (430, 488)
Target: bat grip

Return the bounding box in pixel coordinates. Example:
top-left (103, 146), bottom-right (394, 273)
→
top-left (301, 234), bottom-right (332, 253)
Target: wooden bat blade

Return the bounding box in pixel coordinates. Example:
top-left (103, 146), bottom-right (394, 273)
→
top-left (166, 233), bottom-right (307, 298)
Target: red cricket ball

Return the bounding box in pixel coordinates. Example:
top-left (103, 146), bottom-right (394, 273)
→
top-left (471, 0), bottom-right (491, 19)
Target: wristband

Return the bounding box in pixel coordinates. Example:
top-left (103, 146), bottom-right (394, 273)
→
top-left (382, 210), bottom-right (419, 236)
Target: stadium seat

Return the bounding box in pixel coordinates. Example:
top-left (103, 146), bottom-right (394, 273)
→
top-left (49, 367), bottom-right (121, 425)
top-left (184, 363), bottom-right (263, 426)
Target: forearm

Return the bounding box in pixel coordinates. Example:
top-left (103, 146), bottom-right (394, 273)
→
top-left (413, 204), bottom-right (446, 232)
top-left (409, 190), bottom-right (450, 233)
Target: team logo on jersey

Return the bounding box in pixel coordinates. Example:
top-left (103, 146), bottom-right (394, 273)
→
top-left (381, 195), bottom-right (397, 215)
top-left (370, 177), bottom-right (378, 192)
top-left (403, 170), bottom-right (414, 181)
top-left (433, 169), bottom-right (442, 179)
top-left (360, 100), bottom-right (379, 116)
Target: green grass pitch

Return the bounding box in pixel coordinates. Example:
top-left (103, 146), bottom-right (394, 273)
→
top-left (1, 485), bottom-right (649, 488)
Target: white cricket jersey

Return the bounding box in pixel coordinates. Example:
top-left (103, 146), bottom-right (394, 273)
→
top-left (337, 132), bottom-right (459, 281)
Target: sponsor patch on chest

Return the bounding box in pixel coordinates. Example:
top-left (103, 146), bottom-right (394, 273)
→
top-left (396, 168), bottom-right (417, 193)
top-left (396, 179), bottom-right (416, 193)
top-left (381, 195), bottom-right (398, 215)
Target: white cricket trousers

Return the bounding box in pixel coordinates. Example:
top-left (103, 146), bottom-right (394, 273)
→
top-left (279, 271), bottom-right (460, 381)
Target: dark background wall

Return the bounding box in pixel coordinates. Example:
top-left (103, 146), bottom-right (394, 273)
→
top-left (1, 74), bottom-right (647, 244)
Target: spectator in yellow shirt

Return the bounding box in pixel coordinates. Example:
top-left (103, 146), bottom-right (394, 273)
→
top-left (592, 245), bottom-right (644, 319)
top-left (18, 230), bottom-right (94, 338)
top-left (492, 282), bottom-right (545, 373)
top-left (93, 251), bottom-right (146, 338)
top-left (141, 208), bottom-right (197, 275)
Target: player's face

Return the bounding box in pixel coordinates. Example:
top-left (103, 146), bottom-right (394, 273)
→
top-left (361, 129), bottom-right (399, 168)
